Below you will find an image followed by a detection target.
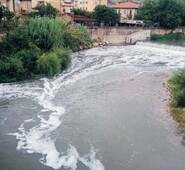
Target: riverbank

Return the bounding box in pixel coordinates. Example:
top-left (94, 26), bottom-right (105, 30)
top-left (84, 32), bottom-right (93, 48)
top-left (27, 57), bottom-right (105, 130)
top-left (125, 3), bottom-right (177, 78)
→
top-left (0, 17), bottom-right (92, 83)
top-left (151, 33), bottom-right (185, 46)
top-left (167, 68), bottom-right (185, 133)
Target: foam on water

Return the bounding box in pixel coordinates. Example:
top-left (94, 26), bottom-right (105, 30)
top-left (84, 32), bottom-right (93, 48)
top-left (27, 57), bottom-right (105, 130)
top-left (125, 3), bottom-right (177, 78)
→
top-left (1, 43), bottom-right (185, 170)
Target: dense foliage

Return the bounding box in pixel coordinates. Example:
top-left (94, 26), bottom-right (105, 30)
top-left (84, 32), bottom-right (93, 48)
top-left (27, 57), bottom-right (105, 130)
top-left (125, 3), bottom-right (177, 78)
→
top-left (0, 17), bottom-right (92, 83)
top-left (151, 33), bottom-right (185, 45)
top-left (135, 0), bottom-right (185, 29)
top-left (29, 3), bottom-right (58, 18)
top-left (26, 18), bottom-right (64, 51)
top-left (73, 9), bottom-right (94, 18)
top-left (169, 69), bottom-right (185, 107)
top-left (94, 5), bottom-right (120, 26)
top-left (0, 6), bottom-right (15, 27)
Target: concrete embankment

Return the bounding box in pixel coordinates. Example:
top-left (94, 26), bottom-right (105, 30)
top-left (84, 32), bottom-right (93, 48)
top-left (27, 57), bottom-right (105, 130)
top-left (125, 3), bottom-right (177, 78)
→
top-left (90, 27), bottom-right (185, 45)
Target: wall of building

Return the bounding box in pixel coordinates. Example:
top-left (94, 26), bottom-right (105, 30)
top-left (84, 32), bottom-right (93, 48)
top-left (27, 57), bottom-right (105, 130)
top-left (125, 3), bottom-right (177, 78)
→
top-left (75, 0), bottom-right (107, 12)
top-left (32, 0), bottom-right (74, 13)
top-left (116, 8), bottom-right (137, 21)
top-left (2, 0), bottom-right (32, 13)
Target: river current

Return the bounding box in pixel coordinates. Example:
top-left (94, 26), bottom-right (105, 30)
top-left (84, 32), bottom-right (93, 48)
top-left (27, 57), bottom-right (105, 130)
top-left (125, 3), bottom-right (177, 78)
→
top-left (0, 42), bottom-right (185, 170)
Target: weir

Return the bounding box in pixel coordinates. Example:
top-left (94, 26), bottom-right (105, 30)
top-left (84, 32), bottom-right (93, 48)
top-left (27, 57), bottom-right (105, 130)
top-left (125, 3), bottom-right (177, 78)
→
top-left (90, 27), bottom-right (185, 44)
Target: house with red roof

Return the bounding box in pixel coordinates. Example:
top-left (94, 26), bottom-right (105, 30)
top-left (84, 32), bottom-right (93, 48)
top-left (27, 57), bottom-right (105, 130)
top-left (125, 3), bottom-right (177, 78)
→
top-left (112, 2), bottom-right (141, 23)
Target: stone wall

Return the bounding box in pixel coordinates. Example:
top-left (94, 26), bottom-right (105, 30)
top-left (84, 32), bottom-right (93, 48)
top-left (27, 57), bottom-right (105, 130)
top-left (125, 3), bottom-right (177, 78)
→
top-left (90, 27), bottom-right (185, 44)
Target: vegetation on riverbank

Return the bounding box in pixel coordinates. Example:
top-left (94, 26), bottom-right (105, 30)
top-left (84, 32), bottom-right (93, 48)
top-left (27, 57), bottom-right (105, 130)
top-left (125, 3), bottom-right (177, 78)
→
top-left (169, 68), bottom-right (185, 131)
top-left (151, 33), bottom-right (185, 46)
top-left (0, 17), bottom-right (92, 83)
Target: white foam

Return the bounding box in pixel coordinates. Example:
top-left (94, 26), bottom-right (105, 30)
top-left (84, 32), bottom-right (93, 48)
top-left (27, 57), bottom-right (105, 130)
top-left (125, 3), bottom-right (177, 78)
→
top-left (79, 146), bottom-right (105, 170)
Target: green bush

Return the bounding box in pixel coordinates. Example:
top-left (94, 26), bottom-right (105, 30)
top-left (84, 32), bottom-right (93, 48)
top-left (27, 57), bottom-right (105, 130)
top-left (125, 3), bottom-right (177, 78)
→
top-left (0, 57), bottom-right (26, 82)
top-left (25, 18), bottom-right (64, 51)
top-left (53, 48), bottom-right (72, 70)
top-left (13, 49), bottom-right (40, 75)
top-left (62, 18), bottom-right (92, 51)
top-left (76, 25), bottom-right (92, 45)
top-left (169, 69), bottom-right (185, 107)
top-left (0, 28), bottom-right (32, 57)
top-left (37, 52), bottom-right (61, 76)
top-left (0, 17), bottom-right (92, 82)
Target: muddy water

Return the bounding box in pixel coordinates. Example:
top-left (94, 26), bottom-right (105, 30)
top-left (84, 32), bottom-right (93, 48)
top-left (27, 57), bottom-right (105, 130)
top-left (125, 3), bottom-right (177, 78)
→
top-left (0, 43), bottom-right (185, 170)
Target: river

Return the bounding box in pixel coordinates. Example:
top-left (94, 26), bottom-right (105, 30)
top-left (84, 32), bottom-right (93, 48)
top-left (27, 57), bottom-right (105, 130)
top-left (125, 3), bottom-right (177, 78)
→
top-left (0, 42), bottom-right (185, 170)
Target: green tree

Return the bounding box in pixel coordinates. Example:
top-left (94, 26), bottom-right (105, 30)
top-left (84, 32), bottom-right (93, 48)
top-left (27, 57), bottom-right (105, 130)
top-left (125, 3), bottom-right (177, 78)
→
top-left (94, 5), bottom-right (120, 26)
top-left (73, 8), bottom-right (94, 18)
top-left (29, 3), bottom-right (58, 18)
top-left (135, 0), bottom-right (185, 29)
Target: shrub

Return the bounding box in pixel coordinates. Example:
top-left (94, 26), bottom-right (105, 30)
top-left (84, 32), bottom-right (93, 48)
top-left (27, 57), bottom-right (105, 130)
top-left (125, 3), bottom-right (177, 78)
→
top-left (0, 57), bottom-right (25, 82)
top-left (13, 49), bottom-right (40, 75)
top-left (37, 52), bottom-right (61, 76)
top-left (76, 25), bottom-right (92, 45)
top-left (62, 18), bottom-right (92, 51)
top-left (25, 18), bottom-right (64, 51)
top-left (169, 69), bottom-right (185, 107)
top-left (53, 48), bottom-right (72, 70)
top-left (0, 28), bottom-right (32, 57)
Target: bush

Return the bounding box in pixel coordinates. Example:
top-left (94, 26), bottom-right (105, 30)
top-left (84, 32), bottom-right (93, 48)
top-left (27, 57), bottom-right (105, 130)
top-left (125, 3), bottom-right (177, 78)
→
top-left (0, 57), bottom-right (25, 82)
top-left (62, 18), bottom-right (92, 51)
top-left (0, 17), bottom-right (92, 82)
top-left (13, 49), bottom-right (40, 75)
top-left (37, 52), bottom-right (61, 76)
top-left (53, 48), bottom-right (72, 70)
top-left (169, 69), bottom-right (185, 107)
top-left (25, 18), bottom-right (64, 51)
top-left (0, 28), bottom-right (32, 57)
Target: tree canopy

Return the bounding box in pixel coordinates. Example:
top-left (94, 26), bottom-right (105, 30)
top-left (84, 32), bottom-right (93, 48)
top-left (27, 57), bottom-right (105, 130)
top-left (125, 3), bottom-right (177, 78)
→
top-left (94, 5), bottom-right (120, 26)
top-left (135, 0), bottom-right (185, 29)
top-left (29, 3), bottom-right (58, 18)
top-left (73, 8), bottom-right (94, 18)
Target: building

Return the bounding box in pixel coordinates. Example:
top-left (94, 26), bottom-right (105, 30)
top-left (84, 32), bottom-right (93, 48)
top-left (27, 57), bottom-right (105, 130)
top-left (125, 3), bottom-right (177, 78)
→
top-left (112, 2), bottom-right (140, 22)
top-left (75, 0), bottom-right (107, 12)
top-left (32, 0), bottom-right (74, 14)
top-left (1, 0), bottom-right (32, 14)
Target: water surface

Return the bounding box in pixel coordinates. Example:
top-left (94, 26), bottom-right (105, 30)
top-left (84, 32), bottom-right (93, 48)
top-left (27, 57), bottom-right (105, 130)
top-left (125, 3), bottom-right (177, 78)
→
top-left (1, 43), bottom-right (185, 170)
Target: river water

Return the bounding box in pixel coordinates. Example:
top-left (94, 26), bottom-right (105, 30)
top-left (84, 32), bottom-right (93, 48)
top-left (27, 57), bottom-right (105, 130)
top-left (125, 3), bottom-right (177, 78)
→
top-left (1, 42), bottom-right (185, 170)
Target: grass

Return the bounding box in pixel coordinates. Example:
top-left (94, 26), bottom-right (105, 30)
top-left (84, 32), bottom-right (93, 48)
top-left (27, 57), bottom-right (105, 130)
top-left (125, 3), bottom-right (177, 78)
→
top-left (168, 68), bottom-right (185, 132)
top-left (171, 108), bottom-right (185, 132)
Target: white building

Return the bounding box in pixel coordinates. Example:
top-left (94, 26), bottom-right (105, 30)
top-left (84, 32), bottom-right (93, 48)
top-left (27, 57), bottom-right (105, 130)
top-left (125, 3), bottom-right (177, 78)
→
top-left (112, 2), bottom-right (140, 22)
